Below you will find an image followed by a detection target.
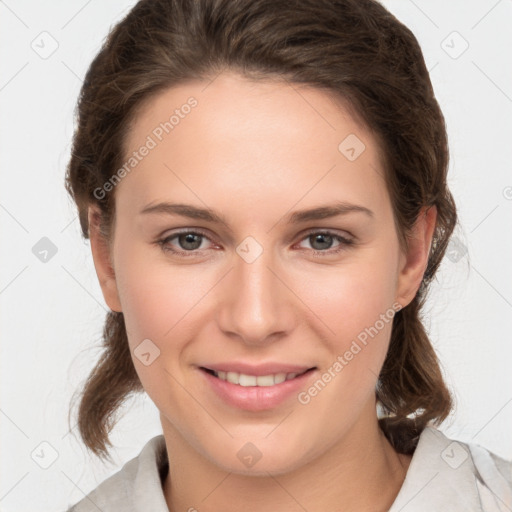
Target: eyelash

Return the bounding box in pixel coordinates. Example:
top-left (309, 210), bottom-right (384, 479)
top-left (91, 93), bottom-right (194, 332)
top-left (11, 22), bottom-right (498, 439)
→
top-left (156, 229), bottom-right (355, 258)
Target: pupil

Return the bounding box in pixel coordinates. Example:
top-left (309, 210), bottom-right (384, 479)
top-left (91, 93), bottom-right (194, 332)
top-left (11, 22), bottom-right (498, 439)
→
top-left (180, 233), bottom-right (201, 250)
top-left (312, 233), bottom-right (332, 250)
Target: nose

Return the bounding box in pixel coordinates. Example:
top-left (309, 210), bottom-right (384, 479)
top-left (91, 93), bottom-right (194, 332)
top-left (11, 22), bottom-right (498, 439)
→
top-left (216, 242), bottom-right (296, 346)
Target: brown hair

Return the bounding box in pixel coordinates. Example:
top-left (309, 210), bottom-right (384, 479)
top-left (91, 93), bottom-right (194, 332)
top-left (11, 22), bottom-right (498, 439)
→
top-left (65, 0), bottom-right (456, 461)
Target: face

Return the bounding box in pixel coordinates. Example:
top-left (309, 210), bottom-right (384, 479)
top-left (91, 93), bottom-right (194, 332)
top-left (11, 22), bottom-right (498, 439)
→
top-left (89, 71), bottom-right (434, 475)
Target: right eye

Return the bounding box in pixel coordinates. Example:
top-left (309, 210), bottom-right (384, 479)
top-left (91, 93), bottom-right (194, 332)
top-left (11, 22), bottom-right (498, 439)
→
top-left (157, 229), bottom-right (215, 257)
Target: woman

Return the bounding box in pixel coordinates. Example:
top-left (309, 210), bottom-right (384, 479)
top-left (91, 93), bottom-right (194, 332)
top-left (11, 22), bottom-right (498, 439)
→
top-left (64, 0), bottom-right (512, 510)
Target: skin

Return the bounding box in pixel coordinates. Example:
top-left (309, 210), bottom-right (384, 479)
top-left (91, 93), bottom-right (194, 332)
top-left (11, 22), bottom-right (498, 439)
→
top-left (88, 71), bottom-right (436, 512)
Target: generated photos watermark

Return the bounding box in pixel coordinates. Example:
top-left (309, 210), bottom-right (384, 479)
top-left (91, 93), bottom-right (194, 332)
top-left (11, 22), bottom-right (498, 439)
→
top-left (93, 96), bottom-right (198, 200)
top-left (297, 301), bottom-right (403, 405)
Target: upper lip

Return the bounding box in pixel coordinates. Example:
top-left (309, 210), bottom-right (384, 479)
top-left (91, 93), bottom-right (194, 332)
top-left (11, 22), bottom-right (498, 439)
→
top-left (199, 362), bottom-right (316, 376)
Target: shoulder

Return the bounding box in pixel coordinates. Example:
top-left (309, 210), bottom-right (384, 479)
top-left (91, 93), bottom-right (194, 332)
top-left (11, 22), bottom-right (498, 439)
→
top-left (64, 435), bottom-right (169, 512)
top-left (467, 435), bottom-right (512, 510)
top-left (389, 426), bottom-right (512, 511)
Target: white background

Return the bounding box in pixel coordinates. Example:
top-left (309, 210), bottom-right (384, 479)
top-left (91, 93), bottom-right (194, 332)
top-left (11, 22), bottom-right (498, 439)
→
top-left (1, 1), bottom-right (511, 510)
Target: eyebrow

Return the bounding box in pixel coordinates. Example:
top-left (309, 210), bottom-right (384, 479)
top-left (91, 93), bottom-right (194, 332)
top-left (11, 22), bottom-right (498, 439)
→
top-left (139, 201), bottom-right (374, 225)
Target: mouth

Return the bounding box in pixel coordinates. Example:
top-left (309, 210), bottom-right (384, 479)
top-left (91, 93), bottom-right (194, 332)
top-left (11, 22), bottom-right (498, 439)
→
top-left (198, 364), bottom-right (319, 411)
top-left (199, 367), bottom-right (316, 387)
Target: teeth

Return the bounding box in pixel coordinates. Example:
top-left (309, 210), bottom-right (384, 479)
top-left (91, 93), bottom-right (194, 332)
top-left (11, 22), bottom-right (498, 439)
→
top-left (256, 375), bottom-right (274, 386)
top-left (239, 374), bottom-right (257, 386)
top-left (212, 370), bottom-right (303, 386)
top-left (274, 373), bottom-right (287, 384)
top-left (226, 371), bottom-right (239, 384)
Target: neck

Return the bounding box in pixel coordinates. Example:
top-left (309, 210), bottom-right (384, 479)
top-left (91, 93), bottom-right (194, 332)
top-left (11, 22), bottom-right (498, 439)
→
top-left (162, 407), bottom-right (412, 512)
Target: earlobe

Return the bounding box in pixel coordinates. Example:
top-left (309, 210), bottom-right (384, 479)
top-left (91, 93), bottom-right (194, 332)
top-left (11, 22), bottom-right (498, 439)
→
top-left (395, 205), bottom-right (437, 308)
top-left (88, 205), bottom-right (123, 313)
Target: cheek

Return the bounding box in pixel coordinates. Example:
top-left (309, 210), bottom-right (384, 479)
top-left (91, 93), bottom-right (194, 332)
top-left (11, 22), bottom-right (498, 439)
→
top-left (295, 250), bottom-right (399, 399)
top-left (296, 251), bottom-right (398, 341)
top-left (113, 238), bottom-right (207, 341)
top-left (112, 246), bottom-right (204, 400)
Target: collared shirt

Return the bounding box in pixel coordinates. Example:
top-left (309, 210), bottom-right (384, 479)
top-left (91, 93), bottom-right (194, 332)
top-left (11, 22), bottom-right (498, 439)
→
top-left (66, 426), bottom-right (512, 511)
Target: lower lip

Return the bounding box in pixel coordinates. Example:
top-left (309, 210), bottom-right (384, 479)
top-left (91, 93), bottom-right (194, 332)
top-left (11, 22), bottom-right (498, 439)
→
top-left (199, 367), bottom-right (317, 411)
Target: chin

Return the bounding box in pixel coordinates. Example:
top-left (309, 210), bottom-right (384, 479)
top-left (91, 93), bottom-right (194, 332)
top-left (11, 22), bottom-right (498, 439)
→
top-left (199, 433), bottom-right (318, 477)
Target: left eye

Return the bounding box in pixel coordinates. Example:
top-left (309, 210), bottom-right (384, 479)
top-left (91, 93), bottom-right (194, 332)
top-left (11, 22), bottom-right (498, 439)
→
top-left (157, 229), bottom-right (354, 257)
top-left (297, 231), bottom-right (354, 253)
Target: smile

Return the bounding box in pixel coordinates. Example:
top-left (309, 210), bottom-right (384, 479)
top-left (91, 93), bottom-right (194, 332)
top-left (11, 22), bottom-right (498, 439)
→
top-left (199, 366), bottom-right (318, 411)
top-left (202, 368), bottom-right (312, 387)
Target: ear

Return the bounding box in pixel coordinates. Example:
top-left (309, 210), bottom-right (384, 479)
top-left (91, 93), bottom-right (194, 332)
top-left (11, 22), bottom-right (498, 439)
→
top-left (395, 205), bottom-right (437, 308)
top-left (88, 205), bottom-right (123, 313)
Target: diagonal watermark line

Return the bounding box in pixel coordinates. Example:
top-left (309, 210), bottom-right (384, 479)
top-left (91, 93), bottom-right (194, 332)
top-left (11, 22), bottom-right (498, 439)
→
top-left (0, 0), bottom-right (29, 28)
top-left (0, 472), bottom-right (29, 502)
top-left (0, 265), bottom-right (29, 295)
top-left (162, 367), bottom-right (234, 438)
top-left (61, 471), bottom-right (105, 511)
top-left (470, 204), bottom-right (499, 233)
top-left (428, 61), bottom-right (439, 73)
top-left (0, 203), bottom-right (29, 233)
top-left (471, 396), bottom-right (512, 440)
top-left (61, 422), bottom-right (78, 439)
top-left (60, 265), bottom-right (110, 312)
top-left (472, 61), bottom-right (512, 103)
top-left (61, 0), bottom-right (94, 29)
top-left (367, 367), bottom-right (379, 380)
top-left (471, 0), bottom-right (503, 30)
top-left (266, 164), bottom-right (337, 234)
top-left (200, 471), bottom-right (232, 503)
top-left (265, 266), bottom-right (336, 335)
top-left (266, 472), bottom-right (310, 512)
top-left (407, 0), bottom-right (439, 29)
top-left (396, 472), bottom-right (439, 511)
top-left (368, 162), bottom-right (385, 182)
top-left (0, 408), bottom-right (30, 438)
top-left (471, 264), bottom-right (512, 308)
top-left (200, 70), bottom-right (223, 93)
top-left (61, 60), bottom-right (84, 83)
top-left (0, 61), bottom-right (29, 92)
top-left (60, 215), bottom-right (78, 233)
top-left (264, 410), bottom-right (294, 438)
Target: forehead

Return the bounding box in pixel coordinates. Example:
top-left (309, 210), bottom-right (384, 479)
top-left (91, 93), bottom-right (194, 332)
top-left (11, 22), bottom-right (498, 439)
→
top-left (117, 72), bottom-right (389, 221)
